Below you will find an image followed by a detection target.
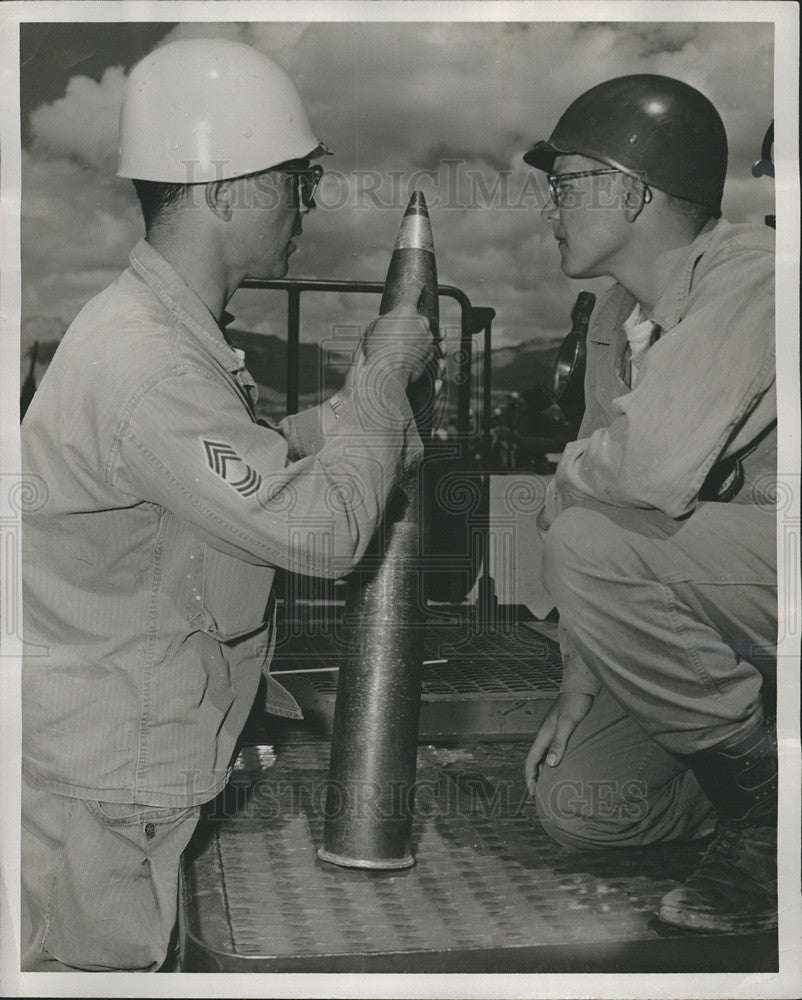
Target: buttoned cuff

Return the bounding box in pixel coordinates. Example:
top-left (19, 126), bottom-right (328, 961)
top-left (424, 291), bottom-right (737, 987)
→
top-left (278, 406), bottom-right (326, 460)
top-left (325, 357), bottom-right (424, 472)
top-left (277, 356), bottom-right (423, 473)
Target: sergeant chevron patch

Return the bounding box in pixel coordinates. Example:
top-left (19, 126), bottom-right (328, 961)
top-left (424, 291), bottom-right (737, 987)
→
top-left (202, 439), bottom-right (262, 498)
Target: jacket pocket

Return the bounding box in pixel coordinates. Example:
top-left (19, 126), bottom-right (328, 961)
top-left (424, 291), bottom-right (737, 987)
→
top-left (186, 544), bottom-right (275, 642)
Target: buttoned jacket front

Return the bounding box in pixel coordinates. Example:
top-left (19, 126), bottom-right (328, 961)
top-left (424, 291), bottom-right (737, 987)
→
top-left (22, 240), bottom-right (422, 806)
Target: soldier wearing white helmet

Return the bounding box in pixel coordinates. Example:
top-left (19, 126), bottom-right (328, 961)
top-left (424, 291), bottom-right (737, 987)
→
top-left (21, 38), bottom-right (438, 971)
top-left (523, 76), bottom-right (777, 935)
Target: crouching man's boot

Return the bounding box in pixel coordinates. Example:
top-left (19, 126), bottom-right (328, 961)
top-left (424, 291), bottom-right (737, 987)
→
top-left (658, 724), bottom-right (777, 933)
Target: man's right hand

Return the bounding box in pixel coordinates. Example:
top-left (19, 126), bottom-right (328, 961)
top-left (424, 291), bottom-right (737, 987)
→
top-left (361, 280), bottom-right (444, 388)
top-left (524, 691), bottom-right (594, 796)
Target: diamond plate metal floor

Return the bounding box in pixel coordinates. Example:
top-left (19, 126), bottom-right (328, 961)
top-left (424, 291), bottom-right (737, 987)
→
top-left (180, 741), bottom-right (777, 973)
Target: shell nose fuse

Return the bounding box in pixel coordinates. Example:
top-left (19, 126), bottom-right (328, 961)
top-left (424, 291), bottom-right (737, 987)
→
top-left (318, 192), bottom-right (439, 870)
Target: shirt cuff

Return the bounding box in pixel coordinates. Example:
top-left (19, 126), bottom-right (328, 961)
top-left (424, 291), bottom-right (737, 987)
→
top-left (275, 353), bottom-right (424, 472)
top-left (278, 405), bottom-right (327, 460)
top-left (324, 358), bottom-right (424, 472)
top-left (557, 620), bottom-right (603, 697)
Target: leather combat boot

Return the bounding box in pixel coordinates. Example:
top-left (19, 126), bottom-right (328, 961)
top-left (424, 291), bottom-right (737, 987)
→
top-left (658, 724), bottom-right (778, 933)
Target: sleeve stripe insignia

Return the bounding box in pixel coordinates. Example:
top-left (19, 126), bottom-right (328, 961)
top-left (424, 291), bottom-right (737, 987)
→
top-left (202, 439), bottom-right (263, 498)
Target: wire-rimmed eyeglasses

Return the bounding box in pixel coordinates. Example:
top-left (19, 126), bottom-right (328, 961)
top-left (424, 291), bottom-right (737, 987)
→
top-left (280, 163), bottom-right (324, 210)
top-left (547, 168), bottom-right (650, 208)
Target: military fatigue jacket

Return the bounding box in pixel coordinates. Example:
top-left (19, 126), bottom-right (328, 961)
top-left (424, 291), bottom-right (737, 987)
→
top-left (22, 239), bottom-right (423, 805)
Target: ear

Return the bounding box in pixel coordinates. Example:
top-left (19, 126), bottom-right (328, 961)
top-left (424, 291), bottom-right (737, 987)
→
top-left (621, 174), bottom-right (652, 222)
top-left (205, 180), bottom-right (235, 222)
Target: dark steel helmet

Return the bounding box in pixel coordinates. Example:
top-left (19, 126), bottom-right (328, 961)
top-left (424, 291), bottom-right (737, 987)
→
top-left (524, 74), bottom-right (728, 216)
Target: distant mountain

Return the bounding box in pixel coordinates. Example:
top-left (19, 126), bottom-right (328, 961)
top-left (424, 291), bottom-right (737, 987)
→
top-left (22, 321), bottom-right (562, 427)
top-left (488, 339), bottom-right (562, 393)
top-left (229, 326), bottom-right (563, 404)
top-left (228, 328), bottom-right (352, 396)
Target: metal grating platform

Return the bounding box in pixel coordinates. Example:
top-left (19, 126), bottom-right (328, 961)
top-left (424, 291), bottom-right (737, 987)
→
top-left (272, 620), bottom-right (563, 697)
top-left (180, 741), bottom-right (777, 973)
top-left (248, 619), bottom-right (563, 744)
top-left (294, 625), bottom-right (562, 700)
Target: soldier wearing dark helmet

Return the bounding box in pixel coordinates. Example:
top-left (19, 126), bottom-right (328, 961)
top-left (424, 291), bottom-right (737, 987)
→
top-left (522, 76), bottom-right (777, 934)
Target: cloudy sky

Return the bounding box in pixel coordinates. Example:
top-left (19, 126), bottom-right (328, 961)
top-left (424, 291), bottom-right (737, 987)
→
top-left (19, 18), bottom-right (775, 372)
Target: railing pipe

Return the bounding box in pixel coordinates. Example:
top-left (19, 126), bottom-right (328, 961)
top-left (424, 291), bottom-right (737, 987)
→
top-left (239, 278), bottom-right (497, 623)
top-left (286, 287), bottom-right (301, 415)
top-left (241, 278), bottom-right (480, 433)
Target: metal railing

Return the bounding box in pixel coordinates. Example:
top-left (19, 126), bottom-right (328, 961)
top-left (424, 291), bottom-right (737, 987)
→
top-left (241, 278), bottom-right (496, 456)
top-left (241, 277), bottom-right (499, 617)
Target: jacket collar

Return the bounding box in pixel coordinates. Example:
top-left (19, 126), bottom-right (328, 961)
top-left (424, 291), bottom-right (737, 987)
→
top-left (647, 217), bottom-right (721, 329)
top-left (128, 239), bottom-right (241, 373)
top-left (587, 218), bottom-right (725, 347)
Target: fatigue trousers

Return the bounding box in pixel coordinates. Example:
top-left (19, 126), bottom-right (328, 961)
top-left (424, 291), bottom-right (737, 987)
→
top-left (534, 500), bottom-right (777, 850)
top-left (21, 776), bottom-right (200, 971)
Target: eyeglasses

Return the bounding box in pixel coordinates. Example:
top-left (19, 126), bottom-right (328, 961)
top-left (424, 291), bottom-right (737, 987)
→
top-left (547, 169), bottom-right (622, 207)
top-left (280, 163), bottom-right (324, 210)
top-left (547, 168), bottom-right (650, 208)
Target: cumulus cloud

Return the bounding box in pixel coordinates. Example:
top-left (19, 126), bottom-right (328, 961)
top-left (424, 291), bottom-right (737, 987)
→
top-left (21, 149), bottom-right (142, 326)
top-left (29, 65), bottom-right (126, 173)
top-left (20, 17), bottom-right (775, 380)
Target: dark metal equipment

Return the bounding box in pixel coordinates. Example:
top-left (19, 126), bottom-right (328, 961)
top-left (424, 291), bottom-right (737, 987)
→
top-left (268, 620), bottom-right (563, 744)
top-left (20, 340), bottom-right (39, 420)
top-left (752, 121), bottom-right (775, 230)
top-left (237, 278), bottom-right (495, 611)
top-left (318, 193), bottom-right (439, 869)
top-left (751, 121), bottom-right (775, 179)
top-left (549, 290), bottom-right (596, 425)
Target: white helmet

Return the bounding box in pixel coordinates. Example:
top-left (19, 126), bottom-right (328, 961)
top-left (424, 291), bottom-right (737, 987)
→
top-left (118, 37), bottom-right (328, 183)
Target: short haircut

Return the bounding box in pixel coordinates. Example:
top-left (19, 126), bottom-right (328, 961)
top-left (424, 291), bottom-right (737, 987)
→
top-left (131, 180), bottom-right (190, 234)
top-left (663, 192), bottom-right (715, 231)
